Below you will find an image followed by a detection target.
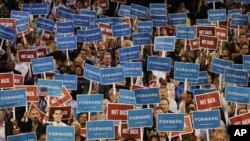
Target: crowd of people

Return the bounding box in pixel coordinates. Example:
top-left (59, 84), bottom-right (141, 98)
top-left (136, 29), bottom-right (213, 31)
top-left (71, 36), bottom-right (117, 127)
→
top-left (0, 0), bottom-right (250, 141)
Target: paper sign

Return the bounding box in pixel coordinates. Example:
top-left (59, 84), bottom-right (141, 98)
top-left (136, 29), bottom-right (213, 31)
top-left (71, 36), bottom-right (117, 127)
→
top-left (122, 62), bottom-right (143, 77)
top-left (170, 116), bottom-right (193, 137)
top-left (86, 121), bottom-right (115, 140)
top-left (83, 64), bottom-right (101, 83)
top-left (196, 19), bottom-right (211, 25)
top-left (10, 10), bottom-right (29, 22)
top-left (0, 89), bottom-right (27, 108)
top-left (74, 14), bottom-right (90, 27)
top-left (99, 0), bottom-right (109, 10)
top-left (199, 35), bottom-right (218, 50)
top-left (55, 74), bottom-right (77, 90)
top-left (228, 9), bottom-right (242, 18)
top-left (15, 85), bottom-right (38, 102)
top-left (150, 3), bottom-right (167, 16)
top-left (56, 21), bottom-right (74, 35)
top-left (118, 4), bottom-right (131, 17)
top-left (80, 9), bottom-right (97, 20)
top-left (174, 62), bottom-right (199, 80)
top-left (196, 26), bottom-right (216, 38)
top-left (169, 13), bottom-right (187, 26)
top-left (157, 113), bottom-right (185, 132)
top-left (77, 30), bottom-right (85, 42)
top-left (31, 3), bottom-right (48, 15)
top-left (225, 85), bottom-right (250, 104)
top-left (32, 56), bottom-right (55, 74)
top-left (16, 18), bottom-right (28, 33)
top-left (151, 15), bottom-right (168, 27)
top-left (37, 79), bottom-right (62, 97)
top-left (107, 103), bottom-right (134, 121)
top-left (8, 132), bottom-right (37, 141)
top-left (49, 106), bottom-right (72, 120)
top-left (195, 91), bottom-right (221, 110)
top-left (132, 33), bottom-right (151, 46)
top-left (47, 126), bottom-right (74, 141)
top-left (147, 56), bottom-right (171, 72)
top-left (17, 50), bottom-right (37, 63)
top-left (193, 110), bottom-right (221, 129)
top-left (77, 94), bottom-right (103, 112)
top-left (119, 46), bottom-right (140, 62)
top-left (189, 38), bottom-right (200, 50)
top-left (176, 26), bottom-right (195, 39)
top-left (0, 18), bottom-right (16, 29)
top-left (57, 6), bottom-right (75, 19)
top-left (49, 86), bottom-right (72, 107)
top-left (56, 36), bottom-right (77, 50)
top-left (195, 71), bottom-right (209, 85)
top-left (0, 73), bottom-right (14, 89)
top-left (208, 9), bottom-right (227, 22)
top-left (229, 112), bottom-right (250, 125)
top-left (118, 89), bottom-right (136, 105)
top-left (84, 28), bottom-right (102, 42)
top-left (227, 17), bottom-right (244, 29)
top-left (233, 64), bottom-right (243, 70)
top-left (154, 36), bottom-right (175, 51)
top-left (99, 23), bottom-right (112, 37)
top-left (37, 17), bottom-right (55, 32)
top-left (0, 24), bottom-right (16, 42)
top-left (134, 88), bottom-right (160, 104)
top-left (193, 89), bottom-right (216, 96)
top-left (224, 68), bottom-right (248, 86)
top-left (14, 74), bottom-right (24, 85)
top-left (130, 4), bottom-right (148, 19)
top-left (121, 123), bottom-right (141, 140)
top-left (137, 21), bottom-right (153, 33)
top-left (243, 55), bottom-right (250, 70)
top-left (112, 23), bottom-right (131, 37)
top-left (128, 109), bottom-right (153, 128)
top-left (100, 67), bottom-right (125, 84)
top-left (231, 14), bottom-right (248, 27)
top-left (216, 27), bottom-right (228, 41)
top-left (211, 58), bottom-right (233, 74)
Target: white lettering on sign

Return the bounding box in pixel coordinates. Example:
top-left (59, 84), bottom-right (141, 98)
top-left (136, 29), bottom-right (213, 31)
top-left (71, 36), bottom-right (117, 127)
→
top-left (111, 110), bottom-right (118, 115)
top-left (1, 79), bottom-right (10, 83)
top-left (159, 120), bottom-right (183, 124)
top-left (194, 116), bottom-right (219, 121)
top-left (130, 115), bottom-right (151, 120)
top-left (1, 95), bottom-right (24, 100)
top-left (89, 127), bottom-right (113, 131)
top-left (48, 132), bottom-right (73, 136)
top-left (207, 98), bottom-right (216, 104)
top-left (27, 92), bottom-right (34, 96)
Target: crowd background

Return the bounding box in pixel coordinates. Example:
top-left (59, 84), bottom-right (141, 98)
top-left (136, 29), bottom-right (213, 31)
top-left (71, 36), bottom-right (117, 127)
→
top-left (0, 0), bottom-right (250, 141)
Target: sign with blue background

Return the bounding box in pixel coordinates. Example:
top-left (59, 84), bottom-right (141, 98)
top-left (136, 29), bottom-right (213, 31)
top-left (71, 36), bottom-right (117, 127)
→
top-left (193, 89), bottom-right (216, 96)
top-left (193, 110), bottom-right (221, 129)
top-left (176, 26), bottom-right (195, 39)
top-left (122, 62), bottom-right (143, 77)
top-left (231, 14), bottom-right (248, 26)
top-left (196, 19), bottom-right (211, 25)
top-left (235, 0), bottom-right (250, 3)
top-left (77, 94), bottom-right (103, 112)
top-left (77, 30), bottom-right (85, 42)
top-left (0, 89), bottom-right (26, 108)
top-left (147, 56), bottom-right (171, 72)
top-left (83, 64), bottom-right (101, 83)
top-left (157, 113), bottom-right (184, 132)
top-left (8, 132), bottom-right (37, 141)
top-left (174, 62), bottom-right (199, 80)
top-left (225, 85), bottom-right (250, 104)
top-left (37, 17), bottom-right (55, 31)
top-left (100, 67), bottom-right (125, 84)
top-left (208, 9), bottom-right (227, 22)
top-left (84, 28), bottom-right (102, 42)
top-left (119, 46), bottom-right (140, 62)
top-left (16, 18), bottom-right (28, 32)
top-left (31, 56), bottom-right (55, 74)
top-left (211, 58), bottom-right (233, 74)
top-left (0, 24), bottom-right (16, 42)
top-left (118, 4), bottom-right (131, 17)
top-left (56, 21), bottom-right (74, 34)
top-left (112, 23), bottom-right (131, 37)
top-left (56, 36), bottom-right (77, 50)
top-left (10, 10), bottom-right (29, 22)
top-left (130, 4), bottom-right (148, 19)
top-left (228, 9), bottom-right (242, 17)
top-left (137, 21), bottom-right (153, 33)
top-left (128, 109), bottom-right (153, 128)
top-left (80, 10), bottom-right (96, 28)
top-left (47, 126), bottom-right (74, 141)
top-left (31, 3), bottom-right (48, 15)
top-left (224, 68), bottom-right (248, 86)
top-left (194, 71), bottom-right (209, 85)
top-left (134, 88), bottom-right (160, 104)
top-left (132, 33), bottom-right (151, 46)
top-left (243, 55), bottom-right (250, 70)
top-left (87, 121), bottom-right (115, 140)
top-left (119, 89), bottom-right (136, 105)
top-left (74, 14), bottom-right (90, 27)
top-left (150, 3), bottom-right (167, 16)
top-left (154, 36), bottom-right (175, 51)
top-left (233, 64), bottom-right (243, 70)
top-left (58, 6), bottom-right (74, 19)
top-left (37, 79), bottom-right (62, 97)
top-left (151, 15), bottom-right (168, 27)
top-left (169, 13), bottom-right (187, 26)
top-left (55, 74), bottom-right (77, 90)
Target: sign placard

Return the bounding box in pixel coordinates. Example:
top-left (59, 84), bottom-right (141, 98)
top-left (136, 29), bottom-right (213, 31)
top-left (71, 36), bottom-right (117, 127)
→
top-left (121, 123), bottom-right (141, 140)
top-left (243, 55), bottom-right (250, 70)
top-left (99, 23), bottom-right (112, 37)
top-left (137, 21), bottom-right (153, 33)
top-left (84, 28), bottom-right (102, 42)
top-left (73, 14), bottom-right (90, 27)
top-left (231, 14), bottom-right (248, 27)
top-left (193, 110), bottom-right (221, 129)
top-left (196, 26), bottom-right (216, 38)
top-left (47, 126), bottom-right (74, 141)
top-left (215, 27), bottom-right (228, 41)
top-left (176, 26), bottom-right (195, 39)
top-left (228, 9), bottom-right (242, 17)
top-left (31, 3), bottom-right (48, 15)
top-left (174, 62), bottom-right (199, 80)
top-left (233, 64), bottom-right (243, 70)
top-left (150, 3), bottom-right (167, 16)
top-left (112, 23), bottom-right (131, 37)
top-left (14, 74), bottom-right (24, 85)
top-left (169, 13), bottom-right (187, 26)
top-left (0, 73), bottom-right (14, 89)
top-left (17, 50), bottom-right (37, 63)
top-left (128, 109), bottom-right (153, 128)
top-left (147, 56), bottom-right (171, 72)
top-left (122, 62), bottom-right (143, 77)
top-left (55, 74), bottom-right (77, 90)
top-left (169, 116), bottom-right (193, 137)
top-left (15, 85), bottom-right (38, 102)
top-left (189, 38), bottom-right (200, 50)
top-left (134, 88), bottom-right (160, 104)
top-left (225, 85), bottom-right (250, 104)
top-left (57, 6), bottom-right (75, 19)
top-left (224, 68), bottom-right (248, 86)
top-left (211, 58), bottom-right (233, 74)
top-left (48, 86), bottom-right (72, 107)
top-left (119, 46), bottom-right (140, 62)
top-left (100, 67), bottom-right (125, 84)
top-left (130, 4), bottom-right (148, 19)
top-left (56, 21), bottom-right (74, 35)
top-left (0, 18), bottom-right (16, 29)
top-left (16, 18), bottom-right (28, 33)
top-left (151, 15), bottom-right (168, 27)
top-left (83, 64), bottom-right (101, 83)
top-left (118, 4), bottom-right (131, 17)
top-left (86, 121), bottom-right (115, 140)
top-left (77, 94), bottom-right (103, 113)
top-left (208, 9), bottom-right (227, 22)
top-left (194, 71), bottom-right (209, 85)
top-left (157, 113), bottom-right (185, 132)
top-left (37, 79), bottom-right (62, 97)
top-left (56, 36), bottom-right (77, 50)
top-left (8, 132), bottom-right (37, 141)
top-left (31, 56), bottom-right (55, 74)
top-left (10, 10), bottom-right (29, 22)
top-left (193, 89), bottom-right (217, 96)
top-left (0, 89), bottom-right (27, 108)
top-left (49, 106), bottom-right (71, 120)
top-left (0, 24), bottom-right (16, 42)
top-left (196, 19), bottom-right (211, 25)
top-left (119, 89), bottom-right (136, 105)
top-left (199, 35), bottom-right (218, 50)
top-left (37, 17), bottom-right (55, 32)
top-left (229, 112), bottom-right (250, 125)
top-left (107, 103), bottom-right (134, 121)
top-left (154, 36), bottom-right (175, 51)
top-left (132, 33), bottom-right (151, 46)
top-left (77, 30), bottom-right (85, 42)
top-left (195, 91), bottom-right (221, 110)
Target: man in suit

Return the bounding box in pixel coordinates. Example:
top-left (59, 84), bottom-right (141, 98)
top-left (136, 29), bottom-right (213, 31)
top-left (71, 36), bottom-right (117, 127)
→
top-left (78, 49), bottom-right (93, 66)
top-left (0, 109), bottom-right (13, 140)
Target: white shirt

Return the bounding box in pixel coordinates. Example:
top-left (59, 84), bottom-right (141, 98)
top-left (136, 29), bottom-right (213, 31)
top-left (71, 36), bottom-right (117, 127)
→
top-left (52, 121), bottom-right (68, 126)
top-left (0, 122), bottom-right (5, 141)
top-left (14, 62), bottom-right (29, 76)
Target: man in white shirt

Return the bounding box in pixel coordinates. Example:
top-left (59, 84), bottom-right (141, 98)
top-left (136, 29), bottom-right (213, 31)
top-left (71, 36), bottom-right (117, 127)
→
top-left (51, 108), bottom-right (67, 126)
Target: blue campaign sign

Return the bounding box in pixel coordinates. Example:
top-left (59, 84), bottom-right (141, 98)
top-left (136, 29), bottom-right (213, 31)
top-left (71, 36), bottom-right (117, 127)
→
top-left (56, 21), bottom-right (74, 34)
top-left (196, 71), bottom-right (209, 85)
top-left (224, 68), bottom-right (248, 86)
top-left (55, 74), bottom-right (77, 90)
top-left (122, 62), bottom-right (143, 77)
top-left (128, 109), bottom-right (153, 128)
top-left (0, 24), bottom-right (16, 42)
top-left (8, 132), bottom-right (37, 141)
top-left (47, 126), bottom-right (74, 141)
top-left (31, 56), bottom-right (55, 74)
top-left (84, 28), bottom-right (102, 42)
top-left (236, 0), bottom-right (250, 3)
top-left (196, 19), bottom-right (211, 25)
top-left (208, 9), bottom-right (227, 22)
top-left (119, 89), bottom-right (136, 105)
top-left (206, 0), bottom-right (222, 3)
top-left (100, 67), bottom-right (125, 84)
top-left (77, 94), bottom-right (103, 112)
top-left (193, 110), bottom-right (221, 129)
top-left (134, 88), bottom-right (160, 104)
top-left (154, 36), bottom-right (175, 51)
top-left (225, 85), bottom-right (250, 104)
top-left (137, 21), bottom-right (153, 33)
top-left (80, 9), bottom-right (97, 19)
top-left (83, 64), bottom-right (101, 83)
top-left (31, 3), bottom-right (48, 15)
top-left (118, 4), bottom-right (131, 17)
top-left (23, 4), bottom-right (31, 13)
top-left (151, 15), bottom-right (168, 27)
top-left (74, 14), bottom-right (90, 27)
top-left (147, 56), bottom-right (171, 72)
top-left (95, 17), bottom-right (121, 26)
top-left (119, 46), bottom-right (140, 62)
top-left (211, 58), bottom-right (233, 74)
top-left (233, 64), bottom-right (243, 70)
top-left (0, 89), bottom-right (26, 108)
top-left (77, 30), bottom-right (85, 42)
top-left (174, 62), bottom-right (199, 80)
top-left (37, 17), bottom-right (55, 31)
top-left (130, 3), bottom-right (148, 19)
top-left (10, 10), bottom-right (29, 22)
top-left (193, 89), bottom-right (216, 96)
top-left (243, 55), bottom-right (250, 70)
top-left (56, 36), bottom-right (77, 50)
top-left (176, 26), bottom-right (195, 39)
top-left (157, 113), bottom-right (185, 132)
top-left (169, 13), bottom-right (187, 26)
top-left (16, 18), bottom-right (28, 32)
top-left (87, 121), bottom-right (115, 140)
top-left (228, 9), bottom-right (242, 17)
top-left (232, 14), bottom-right (248, 27)
top-left (37, 79), bottom-right (62, 97)
top-left (175, 78), bottom-right (197, 83)
top-left (112, 23), bottom-right (131, 37)
top-left (150, 3), bottom-right (167, 16)
top-left (58, 6), bottom-right (75, 19)
top-left (132, 33), bottom-right (151, 46)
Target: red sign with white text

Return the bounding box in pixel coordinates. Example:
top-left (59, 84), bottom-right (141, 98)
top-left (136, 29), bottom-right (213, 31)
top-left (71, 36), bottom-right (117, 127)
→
top-left (49, 86), bottom-right (72, 107)
top-left (189, 38), bottom-right (200, 50)
top-left (216, 27), bottom-right (228, 41)
top-left (14, 74), bottom-right (24, 85)
top-left (0, 18), bottom-right (16, 29)
top-left (80, 128), bottom-right (86, 136)
top-left (49, 106), bottom-right (72, 120)
top-left (0, 73), bottom-right (14, 89)
top-left (121, 123), bottom-right (141, 140)
top-left (16, 85), bottom-right (38, 102)
top-left (170, 116), bottom-right (193, 137)
top-left (107, 103), bottom-right (134, 121)
top-left (37, 48), bottom-right (49, 58)
top-left (99, 23), bottom-right (113, 37)
top-left (99, 0), bottom-right (109, 10)
top-left (196, 26), bottom-right (216, 38)
top-left (29, 103), bottom-right (46, 122)
top-left (199, 35), bottom-right (218, 50)
top-left (17, 50), bottom-right (38, 63)
top-left (227, 17), bottom-right (244, 30)
top-left (229, 113), bottom-right (250, 125)
top-left (195, 91), bottom-right (221, 111)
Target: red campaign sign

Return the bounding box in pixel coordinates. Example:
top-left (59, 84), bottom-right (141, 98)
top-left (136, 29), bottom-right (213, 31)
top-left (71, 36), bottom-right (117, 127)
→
top-left (131, 85), bottom-right (145, 90)
top-left (121, 17), bottom-right (132, 28)
top-left (111, 0), bottom-right (126, 4)
top-left (14, 74), bottom-right (24, 85)
top-left (99, 0), bottom-right (109, 10)
top-left (196, 26), bottom-right (216, 38)
top-left (49, 86), bottom-right (72, 107)
top-left (49, 106), bottom-right (72, 120)
top-left (170, 116), bottom-right (193, 137)
top-left (0, 18), bottom-right (16, 29)
top-left (189, 38), bottom-right (200, 50)
top-left (29, 103), bottom-right (46, 122)
top-left (160, 26), bottom-right (176, 36)
top-left (121, 123), bottom-right (141, 140)
top-left (37, 48), bottom-right (49, 58)
top-left (16, 85), bottom-right (38, 102)
top-left (107, 103), bottom-right (134, 121)
top-left (216, 27), bottom-right (228, 41)
top-left (199, 35), bottom-right (218, 50)
top-left (0, 73), bottom-right (14, 89)
top-left (195, 91), bottom-right (221, 111)
top-left (80, 128), bottom-right (86, 136)
top-left (99, 23), bottom-right (113, 37)
top-left (227, 17), bottom-right (244, 30)
top-left (229, 112), bottom-right (250, 125)
top-left (17, 50), bottom-right (38, 63)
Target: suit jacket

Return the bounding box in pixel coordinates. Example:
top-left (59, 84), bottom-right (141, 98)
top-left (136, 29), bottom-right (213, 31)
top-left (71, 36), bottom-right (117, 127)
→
top-left (5, 121), bottom-right (13, 138)
top-left (19, 119), bottom-right (46, 139)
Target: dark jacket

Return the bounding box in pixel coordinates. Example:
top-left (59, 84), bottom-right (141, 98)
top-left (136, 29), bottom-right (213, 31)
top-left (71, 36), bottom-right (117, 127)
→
top-left (19, 119), bottom-right (46, 139)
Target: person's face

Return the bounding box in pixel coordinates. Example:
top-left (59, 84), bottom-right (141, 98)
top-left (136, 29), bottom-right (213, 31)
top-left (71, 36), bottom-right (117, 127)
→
top-left (160, 99), bottom-right (169, 112)
top-left (159, 88), bottom-right (167, 99)
top-left (103, 54), bottom-right (111, 66)
top-left (241, 45), bottom-right (249, 55)
top-left (48, 15), bottom-right (54, 21)
top-left (39, 134), bottom-right (46, 141)
top-left (74, 67), bottom-right (82, 76)
top-left (151, 137), bottom-right (158, 141)
top-left (80, 50), bottom-right (87, 59)
top-left (16, 43), bottom-right (24, 50)
top-left (238, 109), bottom-right (247, 115)
top-left (39, 39), bottom-right (46, 46)
top-left (239, 35), bottom-right (247, 44)
top-left (53, 110), bottom-right (62, 122)
top-left (221, 50), bottom-right (230, 60)
top-left (154, 109), bottom-right (163, 118)
top-left (0, 111), bottom-right (5, 122)
top-left (78, 113), bottom-right (88, 125)
top-left (30, 109), bottom-right (40, 122)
